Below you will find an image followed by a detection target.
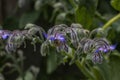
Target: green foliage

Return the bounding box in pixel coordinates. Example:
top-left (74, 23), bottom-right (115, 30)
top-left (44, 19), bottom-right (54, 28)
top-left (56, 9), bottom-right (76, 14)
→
top-left (109, 53), bottom-right (120, 80)
top-left (17, 71), bottom-right (34, 80)
top-left (75, 0), bottom-right (98, 28)
top-left (91, 66), bottom-right (104, 80)
top-left (111, 0), bottom-right (120, 11)
top-left (19, 11), bottom-right (40, 29)
top-left (47, 47), bottom-right (58, 74)
top-left (0, 0), bottom-right (120, 80)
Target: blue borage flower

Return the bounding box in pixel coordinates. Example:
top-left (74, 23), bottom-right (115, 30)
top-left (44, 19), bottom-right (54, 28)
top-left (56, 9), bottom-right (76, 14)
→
top-left (48, 33), bottom-right (65, 43)
top-left (92, 38), bottom-right (116, 64)
top-left (43, 24), bottom-right (69, 52)
top-left (0, 30), bottom-right (11, 40)
top-left (44, 32), bottom-right (68, 52)
top-left (109, 44), bottom-right (117, 50)
top-left (6, 30), bottom-right (25, 53)
top-left (0, 30), bottom-right (27, 53)
top-left (93, 44), bottom-right (116, 62)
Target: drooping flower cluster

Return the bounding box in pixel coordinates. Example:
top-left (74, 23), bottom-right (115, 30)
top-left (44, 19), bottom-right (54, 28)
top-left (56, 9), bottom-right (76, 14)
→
top-left (0, 23), bottom-right (116, 63)
top-left (41, 23), bottom-right (116, 64)
top-left (0, 23), bottom-right (45, 53)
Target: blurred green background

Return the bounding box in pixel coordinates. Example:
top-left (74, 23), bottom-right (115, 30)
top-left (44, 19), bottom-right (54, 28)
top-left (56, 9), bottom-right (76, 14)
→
top-left (0, 0), bottom-right (120, 80)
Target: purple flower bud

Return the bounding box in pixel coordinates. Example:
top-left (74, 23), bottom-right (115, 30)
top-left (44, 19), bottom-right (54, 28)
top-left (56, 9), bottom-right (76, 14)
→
top-left (103, 49), bottom-right (108, 53)
top-left (92, 52), bottom-right (103, 64)
top-left (42, 33), bottom-right (47, 38)
top-left (56, 35), bottom-right (65, 42)
top-left (109, 44), bottom-right (117, 51)
top-left (98, 47), bottom-right (104, 51)
top-left (2, 34), bottom-right (10, 39)
top-left (96, 44), bottom-right (116, 53)
top-left (49, 36), bottom-right (55, 41)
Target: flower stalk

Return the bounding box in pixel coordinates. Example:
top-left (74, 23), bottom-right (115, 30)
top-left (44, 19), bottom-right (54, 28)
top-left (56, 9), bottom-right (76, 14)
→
top-left (102, 13), bottom-right (120, 30)
top-left (63, 50), bottom-right (95, 79)
top-left (75, 60), bottom-right (95, 80)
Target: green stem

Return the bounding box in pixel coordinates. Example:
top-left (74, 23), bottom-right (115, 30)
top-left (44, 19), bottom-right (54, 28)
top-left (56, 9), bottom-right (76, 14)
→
top-left (20, 54), bottom-right (25, 80)
top-left (102, 13), bottom-right (120, 30)
top-left (95, 12), bottom-right (107, 23)
top-left (8, 54), bottom-right (24, 80)
top-left (69, 0), bottom-right (77, 8)
top-left (75, 60), bottom-right (95, 80)
top-left (63, 51), bottom-right (95, 79)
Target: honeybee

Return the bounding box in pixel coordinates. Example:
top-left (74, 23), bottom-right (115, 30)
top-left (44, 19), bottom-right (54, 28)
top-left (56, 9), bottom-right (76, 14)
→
top-left (54, 39), bottom-right (63, 46)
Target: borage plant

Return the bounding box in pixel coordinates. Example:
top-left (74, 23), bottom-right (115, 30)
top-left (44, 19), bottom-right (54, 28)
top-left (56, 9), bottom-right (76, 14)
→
top-left (0, 21), bottom-right (117, 80)
top-left (0, 0), bottom-right (120, 80)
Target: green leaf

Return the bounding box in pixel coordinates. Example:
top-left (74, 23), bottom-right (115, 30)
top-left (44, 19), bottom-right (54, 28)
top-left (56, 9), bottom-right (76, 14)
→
top-left (16, 71), bottom-right (35, 80)
top-left (55, 13), bottom-right (67, 24)
top-left (47, 47), bottom-right (58, 74)
top-left (19, 11), bottom-right (40, 29)
top-left (92, 66), bottom-right (105, 80)
top-left (75, 0), bottom-right (98, 28)
top-left (111, 0), bottom-right (120, 11)
top-left (96, 61), bottom-right (111, 80)
top-left (109, 54), bottom-right (120, 80)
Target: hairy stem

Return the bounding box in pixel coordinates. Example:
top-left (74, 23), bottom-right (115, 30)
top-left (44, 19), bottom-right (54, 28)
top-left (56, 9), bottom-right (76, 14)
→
top-left (95, 12), bottom-right (107, 23)
top-left (63, 51), bottom-right (95, 79)
top-left (75, 60), bottom-right (95, 80)
top-left (102, 13), bottom-right (120, 30)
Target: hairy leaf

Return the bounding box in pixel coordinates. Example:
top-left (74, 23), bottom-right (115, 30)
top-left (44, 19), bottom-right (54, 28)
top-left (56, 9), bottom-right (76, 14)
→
top-left (47, 47), bottom-right (58, 74)
top-left (75, 0), bottom-right (98, 28)
top-left (19, 11), bottom-right (40, 29)
top-left (109, 54), bottom-right (120, 80)
top-left (111, 0), bottom-right (120, 11)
